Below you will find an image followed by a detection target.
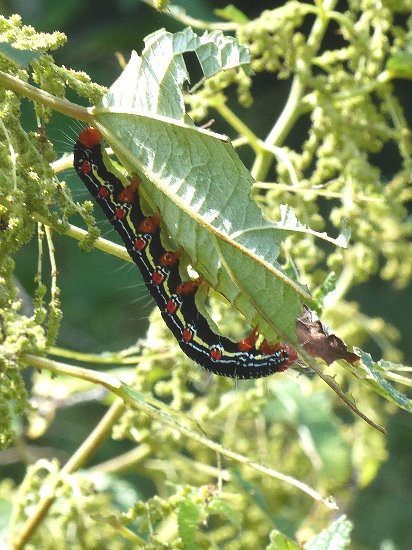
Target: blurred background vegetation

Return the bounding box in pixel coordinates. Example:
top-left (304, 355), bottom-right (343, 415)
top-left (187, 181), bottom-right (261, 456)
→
top-left (0, 1), bottom-right (411, 548)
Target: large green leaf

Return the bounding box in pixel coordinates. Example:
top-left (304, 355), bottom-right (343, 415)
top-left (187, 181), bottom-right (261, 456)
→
top-left (91, 28), bottom-right (343, 341)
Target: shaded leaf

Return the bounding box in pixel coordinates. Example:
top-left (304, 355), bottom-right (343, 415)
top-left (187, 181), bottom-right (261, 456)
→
top-left (0, 42), bottom-right (41, 67)
top-left (269, 383), bottom-right (351, 483)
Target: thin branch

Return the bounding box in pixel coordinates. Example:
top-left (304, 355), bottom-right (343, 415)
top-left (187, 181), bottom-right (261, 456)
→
top-left (0, 70), bottom-right (92, 122)
top-left (49, 346), bottom-right (175, 365)
top-left (0, 117), bottom-right (17, 191)
top-left (211, 99), bottom-right (263, 154)
top-left (21, 353), bottom-right (338, 510)
top-left (304, 354), bottom-right (387, 435)
top-left (253, 181), bottom-right (385, 203)
top-left (88, 444), bottom-right (152, 474)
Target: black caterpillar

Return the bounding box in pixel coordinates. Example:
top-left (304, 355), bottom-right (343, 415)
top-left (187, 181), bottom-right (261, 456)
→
top-left (73, 127), bottom-right (297, 379)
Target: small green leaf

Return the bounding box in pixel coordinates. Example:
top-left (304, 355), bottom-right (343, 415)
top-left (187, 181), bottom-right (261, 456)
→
top-left (214, 5), bottom-right (249, 23)
top-left (353, 348), bottom-right (412, 414)
top-left (177, 498), bottom-right (200, 550)
top-left (0, 42), bottom-right (41, 68)
top-left (304, 515), bottom-right (353, 550)
top-left (313, 271), bottom-right (337, 312)
top-left (208, 498), bottom-right (241, 530)
top-left (266, 529), bottom-right (301, 550)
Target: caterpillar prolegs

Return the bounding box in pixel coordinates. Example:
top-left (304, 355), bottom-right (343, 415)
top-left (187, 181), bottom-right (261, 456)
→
top-left (73, 128), bottom-right (297, 379)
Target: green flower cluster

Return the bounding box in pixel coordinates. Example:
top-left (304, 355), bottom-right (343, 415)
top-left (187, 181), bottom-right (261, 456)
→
top-left (0, 15), bottom-right (105, 447)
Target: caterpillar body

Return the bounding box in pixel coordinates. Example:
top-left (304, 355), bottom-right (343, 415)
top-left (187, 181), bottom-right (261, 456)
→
top-left (73, 127), bottom-right (297, 379)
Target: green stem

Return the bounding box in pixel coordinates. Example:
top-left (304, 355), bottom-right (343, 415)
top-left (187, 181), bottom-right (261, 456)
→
top-left (89, 444), bottom-right (152, 474)
top-left (212, 100), bottom-right (263, 154)
top-left (13, 397), bottom-right (125, 549)
top-left (331, 70), bottom-right (392, 101)
top-left (36, 218), bottom-right (132, 264)
top-left (0, 70), bottom-right (92, 122)
top-left (49, 345), bottom-right (175, 365)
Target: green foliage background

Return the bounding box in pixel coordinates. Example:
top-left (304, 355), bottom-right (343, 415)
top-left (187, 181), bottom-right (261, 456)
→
top-left (0, 1), bottom-right (411, 549)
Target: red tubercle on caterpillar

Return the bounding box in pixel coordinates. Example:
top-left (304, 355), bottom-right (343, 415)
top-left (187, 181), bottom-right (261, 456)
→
top-left (166, 294), bottom-right (182, 315)
top-left (175, 278), bottom-right (202, 296)
top-left (238, 328), bottom-right (259, 352)
top-left (139, 216), bottom-right (161, 234)
top-left (134, 234), bottom-right (150, 251)
top-left (98, 186), bottom-right (110, 198)
top-left (159, 250), bottom-right (181, 267)
top-left (115, 206), bottom-right (127, 220)
top-left (80, 160), bottom-right (91, 174)
top-left (210, 345), bottom-right (223, 361)
top-left (182, 324), bottom-right (196, 343)
top-left (117, 176), bottom-right (140, 203)
top-left (152, 267), bottom-right (168, 285)
top-left (78, 127), bottom-right (102, 149)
